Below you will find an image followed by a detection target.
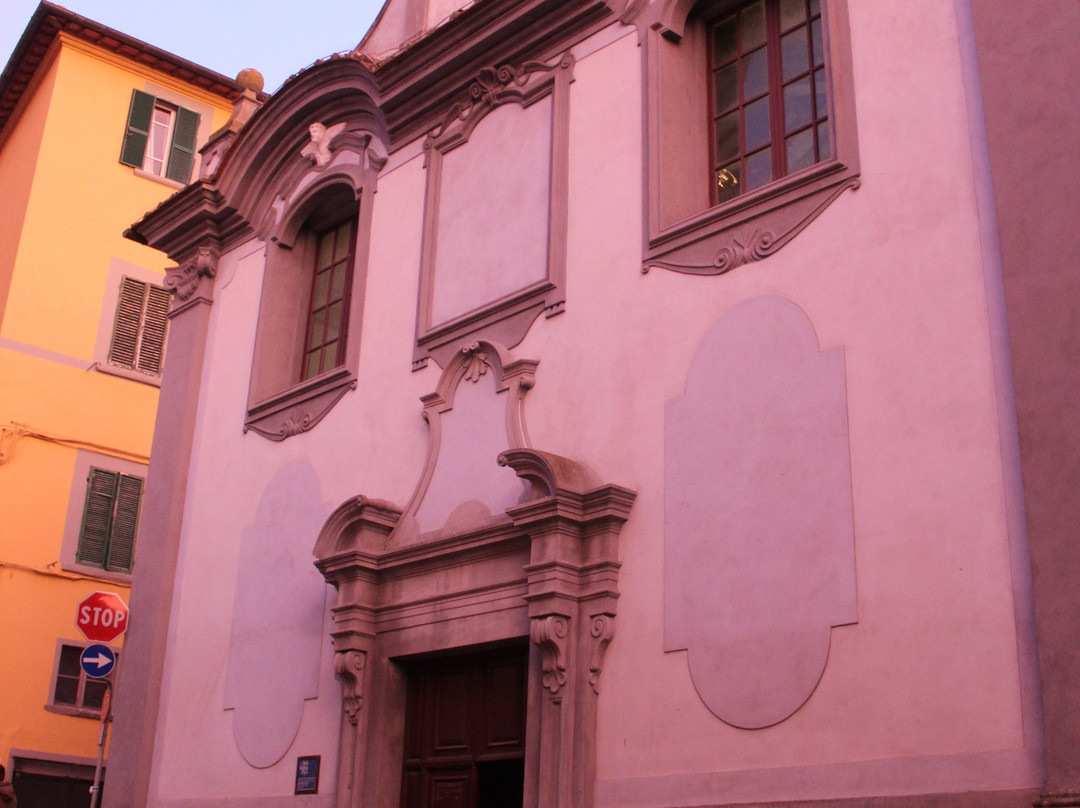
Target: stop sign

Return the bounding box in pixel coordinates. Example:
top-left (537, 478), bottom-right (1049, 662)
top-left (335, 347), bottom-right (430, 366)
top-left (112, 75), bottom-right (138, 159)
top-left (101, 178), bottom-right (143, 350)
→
top-left (76, 591), bottom-right (129, 643)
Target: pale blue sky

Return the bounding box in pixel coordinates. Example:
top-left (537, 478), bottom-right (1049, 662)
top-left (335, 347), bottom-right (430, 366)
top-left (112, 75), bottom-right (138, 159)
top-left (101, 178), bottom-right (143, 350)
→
top-left (1, 1), bottom-right (385, 93)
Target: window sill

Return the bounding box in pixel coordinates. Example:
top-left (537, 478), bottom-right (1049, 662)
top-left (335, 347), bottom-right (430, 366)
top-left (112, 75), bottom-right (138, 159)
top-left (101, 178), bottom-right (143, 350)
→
top-left (132, 167), bottom-right (186, 190)
top-left (62, 561), bottom-right (133, 584)
top-left (45, 703), bottom-right (102, 719)
top-left (644, 159), bottom-right (860, 275)
top-left (92, 361), bottom-right (163, 388)
top-left (245, 365), bottom-right (357, 442)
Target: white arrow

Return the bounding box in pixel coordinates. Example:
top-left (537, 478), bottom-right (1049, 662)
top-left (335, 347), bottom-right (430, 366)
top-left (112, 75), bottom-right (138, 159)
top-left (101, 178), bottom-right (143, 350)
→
top-left (88, 653), bottom-right (112, 668)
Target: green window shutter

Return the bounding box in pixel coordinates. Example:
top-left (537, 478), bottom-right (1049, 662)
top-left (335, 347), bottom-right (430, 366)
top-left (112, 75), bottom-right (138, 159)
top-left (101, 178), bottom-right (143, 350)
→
top-left (165, 106), bottom-right (200, 183)
top-left (77, 468), bottom-right (120, 568)
top-left (120, 90), bottom-right (155, 168)
top-left (108, 276), bottom-right (147, 370)
top-left (136, 284), bottom-right (171, 375)
top-left (105, 474), bottom-right (143, 573)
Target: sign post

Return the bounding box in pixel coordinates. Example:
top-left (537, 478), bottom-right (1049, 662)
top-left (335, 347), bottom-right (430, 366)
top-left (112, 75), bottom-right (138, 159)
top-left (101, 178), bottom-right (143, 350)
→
top-left (75, 592), bottom-right (127, 808)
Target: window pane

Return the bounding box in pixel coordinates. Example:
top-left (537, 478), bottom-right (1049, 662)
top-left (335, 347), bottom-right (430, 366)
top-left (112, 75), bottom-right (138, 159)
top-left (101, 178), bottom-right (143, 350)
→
top-left (784, 76), bottom-right (813, 131)
top-left (712, 14), bottom-right (737, 64)
top-left (715, 110), bottom-right (741, 163)
top-left (779, 0), bottom-right (806, 31)
top-left (330, 266), bottom-right (347, 301)
top-left (740, 1), bottom-right (766, 49)
top-left (313, 271), bottom-right (330, 309)
top-left (54, 676), bottom-right (79, 705)
top-left (59, 645), bottom-right (81, 676)
top-left (316, 233), bottom-right (334, 270)
top-left (782, 28), bottom-right (810, 81)
top-left (309, 309), bottom-right (325, 350)
top-left (713, 62), bottom-right (738, 112)
top-left (334, 222), bottom-right (353, 261)
top-left (326, 302), bottom-right (342, 343)
top-left (305, 350), bottom-right (322, 380)
top-left (744, 96), bottom-right (771, 150)
top-left (84, 679), bottom-right (107, 710)
top-left (785, 128), bottom-right (815, 173)
top-left (810, 0), bottom-right (820, 15)
top-left (716, 162), bottom-right (742, 203)
top-left (814, 68), bottom-right (828, 118)
top-left (742, 47), bottom-right (769, 99)
top-left (745, 147), bottom-right (773, 191)
top-left (811, 17), bottom-right (824, 67)
top-left (817, 120), bottom-right (832, 159)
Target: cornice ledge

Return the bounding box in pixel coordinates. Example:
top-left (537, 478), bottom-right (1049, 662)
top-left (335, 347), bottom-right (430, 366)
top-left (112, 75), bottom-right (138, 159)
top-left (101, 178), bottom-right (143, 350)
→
top-left (378, 0), bottom-right (617, 146)
top-left (126, 181), bottom-right (250, 262)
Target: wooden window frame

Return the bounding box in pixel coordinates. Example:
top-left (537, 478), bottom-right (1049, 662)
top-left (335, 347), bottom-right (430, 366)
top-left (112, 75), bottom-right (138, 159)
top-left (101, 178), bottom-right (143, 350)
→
top-left (300, 217), bottom-right (357, 382)
top-left (46, 641), bottom-right (120, 718)
top-left (644, 0), bottom-right (859, 275)
top-left (119, 89), bottom-right (201, 185)
top-left (75, 466), bottom-right (143, 575)
top-left (707, 0), bottom-right (830, 203)
top-left (106, 275), bottom-right (170, 379)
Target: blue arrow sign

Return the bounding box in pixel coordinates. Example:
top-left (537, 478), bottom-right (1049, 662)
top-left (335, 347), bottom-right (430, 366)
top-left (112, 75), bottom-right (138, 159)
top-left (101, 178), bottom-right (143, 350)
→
top-left (80, 644), bottom-right (116, 679)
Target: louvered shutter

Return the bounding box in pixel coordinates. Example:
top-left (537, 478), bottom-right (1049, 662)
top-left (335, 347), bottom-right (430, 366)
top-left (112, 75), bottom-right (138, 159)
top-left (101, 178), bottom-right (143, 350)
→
top-left (119, 90), bottom-right (155, 168)
top-left (136, 285), bottom-right (170, 375)
top-left (165, 106), bottom-right (200, 183)
top-left (77, 469), bottom-right (119, 568)
top-left (105, 474), bottom-right (142, 572)
top-left (108, 277), bottom-right (147, 370)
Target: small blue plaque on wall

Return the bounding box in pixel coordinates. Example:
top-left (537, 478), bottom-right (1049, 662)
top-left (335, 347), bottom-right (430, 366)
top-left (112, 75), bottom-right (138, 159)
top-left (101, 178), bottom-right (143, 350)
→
top-left (295, 755), bottom-right (320, 795)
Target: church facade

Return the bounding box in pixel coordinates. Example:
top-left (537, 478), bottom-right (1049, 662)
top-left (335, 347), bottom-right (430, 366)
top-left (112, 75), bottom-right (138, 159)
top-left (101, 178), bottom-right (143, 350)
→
top-left (104, 0), bottom-right (1080, 806)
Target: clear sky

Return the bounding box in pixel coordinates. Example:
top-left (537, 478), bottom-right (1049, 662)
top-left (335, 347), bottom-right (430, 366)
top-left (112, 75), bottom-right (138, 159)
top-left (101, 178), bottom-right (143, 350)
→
top-left (1, 0), bottom-right (385, 93)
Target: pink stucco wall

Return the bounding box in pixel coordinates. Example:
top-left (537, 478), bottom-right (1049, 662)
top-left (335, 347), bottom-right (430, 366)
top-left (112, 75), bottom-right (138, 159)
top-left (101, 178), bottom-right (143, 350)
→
top-left (120, 0), bottom-right (1050, 805)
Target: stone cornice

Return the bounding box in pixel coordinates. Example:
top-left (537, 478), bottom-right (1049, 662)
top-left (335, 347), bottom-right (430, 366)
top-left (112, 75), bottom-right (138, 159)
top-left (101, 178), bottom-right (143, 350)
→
top-left (373, 0), bottom-right (621, 147)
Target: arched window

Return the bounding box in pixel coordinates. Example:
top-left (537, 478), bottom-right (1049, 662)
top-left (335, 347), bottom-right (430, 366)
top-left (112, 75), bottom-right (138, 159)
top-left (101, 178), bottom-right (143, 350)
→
top-left (245, 181), bottom-right (371, 441)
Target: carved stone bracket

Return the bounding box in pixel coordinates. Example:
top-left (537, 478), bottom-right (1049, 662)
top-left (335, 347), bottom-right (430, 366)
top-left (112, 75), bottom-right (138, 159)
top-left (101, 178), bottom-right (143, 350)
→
top-left (165, 244), bottom-right (219, 303)
top-left (334, 650), bottom-right (366, 725)
top-left (588, 614), bottom-right (616, 694)
top-left (531, 615), bottom-right (570, 695)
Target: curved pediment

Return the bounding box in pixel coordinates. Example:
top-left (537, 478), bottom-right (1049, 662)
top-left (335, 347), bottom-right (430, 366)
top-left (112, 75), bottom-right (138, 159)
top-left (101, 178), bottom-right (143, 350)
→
top-left (212, 58), bottom-right (389, 237)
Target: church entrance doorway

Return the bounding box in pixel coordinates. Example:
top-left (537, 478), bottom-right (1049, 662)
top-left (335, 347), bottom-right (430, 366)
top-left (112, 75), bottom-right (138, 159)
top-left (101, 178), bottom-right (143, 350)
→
top-left (400, 642), bottom-right (528, 808)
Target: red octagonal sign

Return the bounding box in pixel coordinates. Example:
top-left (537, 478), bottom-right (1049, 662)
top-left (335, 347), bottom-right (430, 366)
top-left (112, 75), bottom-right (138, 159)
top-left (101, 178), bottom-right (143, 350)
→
top-left (76, 591), bottom-right (129, 644)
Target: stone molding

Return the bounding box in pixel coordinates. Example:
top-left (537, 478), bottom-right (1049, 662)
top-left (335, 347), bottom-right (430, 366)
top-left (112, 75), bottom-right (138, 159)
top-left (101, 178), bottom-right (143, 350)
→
top-left (413, 54), bottom-right (574, 370)
top-left (312, 350), bottom-right (636, 808)
top-left (163, 244), bottom-right (219, 305)
top-left (639, 0), bottom-right (860, 275)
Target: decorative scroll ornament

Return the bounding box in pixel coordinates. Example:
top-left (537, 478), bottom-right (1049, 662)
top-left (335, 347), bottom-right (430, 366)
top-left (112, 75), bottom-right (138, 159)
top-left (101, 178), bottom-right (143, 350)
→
top-left (302, 121), bottom-right (347, 168)
top-left (165, 245), bottom-right (219, 301)
top-left (588, 615), bottom-right (616, 695)
top-left (334, 650), bottom-right (366, 724)
top-left (275, 406), bottom-right (315, 439)
top-left (531, 616), bottom-right (570, 694)
top-left (423, 52), bottom-right (575, 161)
top-left (644, 177), bottom-right (861, 276)
top-left (460, 342), bottom-right (491, 383)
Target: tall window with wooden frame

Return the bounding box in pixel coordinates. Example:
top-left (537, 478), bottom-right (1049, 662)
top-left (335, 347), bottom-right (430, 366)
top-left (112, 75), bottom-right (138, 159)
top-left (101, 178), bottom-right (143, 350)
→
top-left (76, 467), bottom-right (143, 574)
top-left (709, 0), bottom-right (830, 203)
top-left (302, 219), bottom-right (356, 381)
top-left (119, 89), bottom-right (200, 183)
top-left (107, 276), bottom-right (170, 378)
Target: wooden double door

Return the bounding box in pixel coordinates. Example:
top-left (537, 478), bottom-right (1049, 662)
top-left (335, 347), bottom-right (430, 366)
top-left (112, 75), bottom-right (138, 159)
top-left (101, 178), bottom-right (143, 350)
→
top-left (401, 643), bottom-right (528, 808)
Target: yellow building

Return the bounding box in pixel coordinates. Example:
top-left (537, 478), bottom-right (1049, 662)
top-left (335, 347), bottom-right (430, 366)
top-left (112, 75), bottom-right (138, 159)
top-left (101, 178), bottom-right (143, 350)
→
top-left (0, 4), bottom-right (238, 803)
